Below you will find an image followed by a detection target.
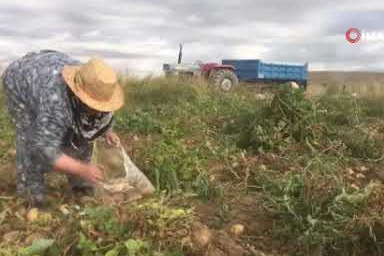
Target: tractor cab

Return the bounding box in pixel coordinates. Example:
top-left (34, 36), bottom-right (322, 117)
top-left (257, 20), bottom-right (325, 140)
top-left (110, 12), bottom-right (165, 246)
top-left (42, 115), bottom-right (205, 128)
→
top-left (162, 45), bottom-right (239, 91)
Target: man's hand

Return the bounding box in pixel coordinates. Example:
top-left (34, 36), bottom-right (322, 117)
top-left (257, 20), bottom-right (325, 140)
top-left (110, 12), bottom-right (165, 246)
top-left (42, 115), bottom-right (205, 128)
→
top-left (54, 155), bottom-right (104, 184)
top-left (79, 165), bottom-right (104, 184)
top-left (105, 130), bottom-right (121, 147)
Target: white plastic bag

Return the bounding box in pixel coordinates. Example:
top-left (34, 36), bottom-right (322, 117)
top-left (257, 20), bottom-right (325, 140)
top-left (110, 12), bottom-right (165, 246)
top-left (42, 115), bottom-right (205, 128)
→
top-left (92, 139), bottom-right (155, 199)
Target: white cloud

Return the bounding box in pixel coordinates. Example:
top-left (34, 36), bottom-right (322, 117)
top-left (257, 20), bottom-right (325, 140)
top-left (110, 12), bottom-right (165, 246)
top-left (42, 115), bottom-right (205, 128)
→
top-left (0, 0), bottom-right (383, 76)
top-left (231, 45), bottom-right (270, 59)
top-left (83, 30), bottom-right (101, 38)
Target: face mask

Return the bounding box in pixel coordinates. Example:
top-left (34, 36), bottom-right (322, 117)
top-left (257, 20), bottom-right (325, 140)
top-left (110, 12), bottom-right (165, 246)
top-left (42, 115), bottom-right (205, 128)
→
top-left (68, 90), bottom-right (113, 141)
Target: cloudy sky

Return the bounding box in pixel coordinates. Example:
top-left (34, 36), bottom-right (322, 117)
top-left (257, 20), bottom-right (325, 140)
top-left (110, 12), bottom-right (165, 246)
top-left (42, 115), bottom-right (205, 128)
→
top-left (0, 0), bottom-right (383, 75)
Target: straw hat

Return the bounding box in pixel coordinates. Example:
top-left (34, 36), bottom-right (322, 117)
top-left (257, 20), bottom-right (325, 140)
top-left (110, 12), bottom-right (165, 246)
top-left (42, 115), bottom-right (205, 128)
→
top-left (62, 58), bottom-right (124, 112)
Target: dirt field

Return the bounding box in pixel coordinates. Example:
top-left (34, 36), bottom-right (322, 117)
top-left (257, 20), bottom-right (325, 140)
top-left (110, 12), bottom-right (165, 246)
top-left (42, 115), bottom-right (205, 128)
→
top-left (1, 72), bottom-right (384, 256)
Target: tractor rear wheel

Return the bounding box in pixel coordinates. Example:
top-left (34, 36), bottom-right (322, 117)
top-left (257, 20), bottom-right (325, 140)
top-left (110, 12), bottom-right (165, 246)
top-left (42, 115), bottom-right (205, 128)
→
top-left (209, 69), bottom-right (239, 92)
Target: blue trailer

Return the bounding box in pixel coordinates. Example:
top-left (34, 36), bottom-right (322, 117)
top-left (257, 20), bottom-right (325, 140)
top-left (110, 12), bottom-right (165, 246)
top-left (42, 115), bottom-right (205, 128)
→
top-left (222, 59), bottom-right (309, 89)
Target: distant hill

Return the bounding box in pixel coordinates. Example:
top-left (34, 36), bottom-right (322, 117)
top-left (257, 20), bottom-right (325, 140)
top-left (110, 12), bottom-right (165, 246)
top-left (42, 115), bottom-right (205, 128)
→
top-left (308, 71), bottom-right (384, 96)
top-left (309, 71), bottom-right (384, 86)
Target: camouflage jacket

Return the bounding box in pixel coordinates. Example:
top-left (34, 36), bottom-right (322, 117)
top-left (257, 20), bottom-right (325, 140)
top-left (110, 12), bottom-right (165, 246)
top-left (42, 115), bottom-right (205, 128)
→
top-left (1, 50), bottom-right (113, 171)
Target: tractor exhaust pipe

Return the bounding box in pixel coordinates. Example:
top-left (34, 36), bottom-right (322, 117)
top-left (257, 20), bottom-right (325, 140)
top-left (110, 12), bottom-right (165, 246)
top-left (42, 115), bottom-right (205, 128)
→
top-left (178, 44), bottom-right (183, 64)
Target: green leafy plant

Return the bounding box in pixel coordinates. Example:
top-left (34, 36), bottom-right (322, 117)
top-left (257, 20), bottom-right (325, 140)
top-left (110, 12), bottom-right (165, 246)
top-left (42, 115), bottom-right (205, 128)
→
top-left (19, 239), bottom-right (55, 256)
top-left (143, 135), bottom-right (208, 193)
top-left (115, 109), bottom-right (162, 135)
top-left (83, 206), bottom-right (127, 236)
top-left (253, 166), bottom-right (382, 255)
top-left (231, 86), bottom-right (326, 152)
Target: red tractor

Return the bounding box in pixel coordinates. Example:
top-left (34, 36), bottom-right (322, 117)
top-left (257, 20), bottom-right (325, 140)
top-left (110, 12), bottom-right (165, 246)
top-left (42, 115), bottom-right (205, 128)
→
top-left (163, 45), bottom-right (239, 91)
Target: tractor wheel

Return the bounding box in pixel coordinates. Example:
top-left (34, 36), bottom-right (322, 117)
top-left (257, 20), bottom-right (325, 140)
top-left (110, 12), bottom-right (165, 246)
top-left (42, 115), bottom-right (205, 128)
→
top-left (209, 69), bottom-right (239, 92)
